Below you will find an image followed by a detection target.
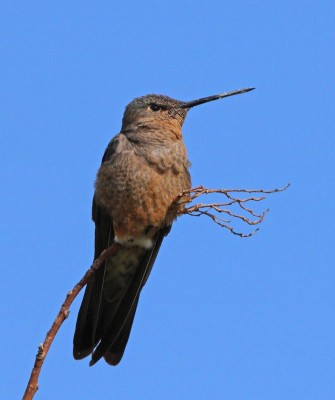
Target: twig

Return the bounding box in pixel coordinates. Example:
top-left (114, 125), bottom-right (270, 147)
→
top-left (173, 184), bottom-right (289, 237)
top-left (22, 243), bottom-right (120, 400)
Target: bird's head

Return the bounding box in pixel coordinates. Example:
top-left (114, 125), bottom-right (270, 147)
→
top-left (121, 88), bottom-right (255, 134)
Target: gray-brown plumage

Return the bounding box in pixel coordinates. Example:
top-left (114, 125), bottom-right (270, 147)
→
top-left (73, 88), bottom-right (254, 366)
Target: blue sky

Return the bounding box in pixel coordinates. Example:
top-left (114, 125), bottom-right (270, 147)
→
top-left (1, 1), bottom-right (335, 399)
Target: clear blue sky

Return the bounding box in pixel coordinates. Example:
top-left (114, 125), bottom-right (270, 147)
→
top-left (1, 1), bottom-right (334, 399)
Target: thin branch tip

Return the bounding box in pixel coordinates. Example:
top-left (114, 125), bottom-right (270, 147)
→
top-left (172, 183), bottom-right (288, 238)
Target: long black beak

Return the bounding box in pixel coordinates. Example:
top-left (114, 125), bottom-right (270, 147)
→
top-left (179, 87), bottom-right (255, 109)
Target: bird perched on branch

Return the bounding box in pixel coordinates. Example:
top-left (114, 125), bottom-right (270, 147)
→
top-left (73, 87), bottom-right (254, 366)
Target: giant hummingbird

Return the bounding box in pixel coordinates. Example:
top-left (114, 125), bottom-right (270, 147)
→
top-left (73, 87), bottom-right (254, 366)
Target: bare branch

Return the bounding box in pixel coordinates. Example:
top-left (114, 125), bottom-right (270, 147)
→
top-left (172, 183), bottom-right (289, 238)
top-left (22, 243), bottom-right (120, 400)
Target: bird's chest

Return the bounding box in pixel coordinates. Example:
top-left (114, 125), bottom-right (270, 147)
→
top-left (94, 150), bottom-right (189, 239)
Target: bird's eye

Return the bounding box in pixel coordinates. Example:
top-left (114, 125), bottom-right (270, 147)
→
top-left (149, 104), bottom-right (161, 112)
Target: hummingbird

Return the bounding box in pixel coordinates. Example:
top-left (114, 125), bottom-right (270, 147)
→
top-left (73, 87), bottom-right (254, 366)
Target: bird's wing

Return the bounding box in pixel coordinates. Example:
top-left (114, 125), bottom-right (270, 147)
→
top-left (73, 135), bottom-right (170, 365)
top-left (73, 190), bottom-right (114, 360)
